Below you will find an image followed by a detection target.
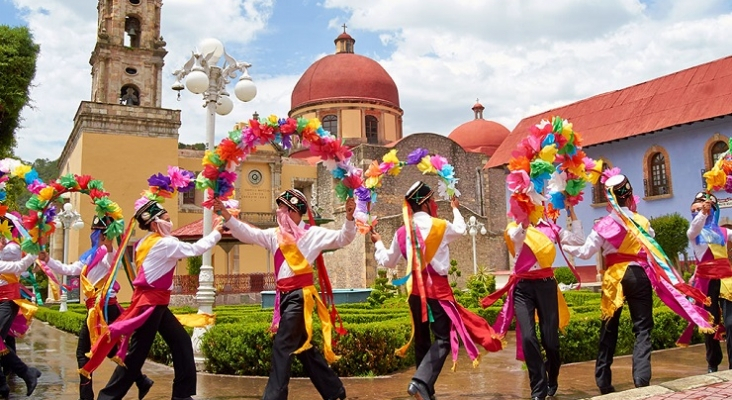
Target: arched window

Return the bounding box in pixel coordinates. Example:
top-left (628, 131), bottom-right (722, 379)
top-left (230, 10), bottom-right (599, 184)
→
top-left (322, 115), bottom-right (338, 137)
top-left (649, 152), bottom-right (669, 196)
top-left (711, 141), bottom-right (728, 166)
top-left (124, 16), bottom-right (140, 48)
top-left (365, 115), bottom-right (378, 144)
top-left (119, 84), bottom-right (140, 106)
top-left (592, 161), bottom-right (611, 204)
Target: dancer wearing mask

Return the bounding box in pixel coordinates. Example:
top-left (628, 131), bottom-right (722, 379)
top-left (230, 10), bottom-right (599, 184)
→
top-left (81, 200), bottom-right (223, 400)
top-left (682, 192), bottom-right (732, 372)
top-left (44, 215), bottom-right (153, 400)
top-left (370, 181), bottom-right (502, 400)
top-left (481, 205), bottom-right (583, 400)
top-left (214, 190), bottom-right (356, 400)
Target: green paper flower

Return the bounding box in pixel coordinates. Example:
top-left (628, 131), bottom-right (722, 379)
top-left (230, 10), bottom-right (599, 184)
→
top-left (229, 129), bottom-right (242, 144)
top-left (21, 240), bottom-right (39, 255)
top-left (59, 174), bottom-right (79, 189)
top-left (106, 219), bottom-right (124, 238)
top-left (334, 181), bottom-right (352, 202)
top-left (565, 178), bottom-right (586, 196)
top-left (87, 180), bottom-right (105, 190)
top-left (552, 116), bottom-right (563, 133)
top-left (94, 198), bottom-right (115, 214)
top-left (195, 173), bottom-right (213, 190)
top-left (25, 197), bottom-right (46, 211)
top-left (529, 159), bottom-right (555, 178)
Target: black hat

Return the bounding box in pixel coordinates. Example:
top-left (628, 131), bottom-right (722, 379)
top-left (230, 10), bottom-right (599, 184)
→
top-left (91, 215), bottom-right (114, 231)
top-left (405, 181), bottom-right (434, 206)
top-left (692, 191), bottom-right (719, 210)
top-left (276, 189), bottom-right (308, 215)
top-left (133, 200), bottom-right (167, 230)
top-left (604, 174), bottom-right (633, 200)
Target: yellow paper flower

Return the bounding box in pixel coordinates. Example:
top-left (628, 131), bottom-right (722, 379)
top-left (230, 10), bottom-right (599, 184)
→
top-left (202, 150), bottom-right (216, 167)
top-left (529, 204), bottom-right (544, 225)
top-left (417, 156), bottom-right (437, 175)
top-left (267, 114), bottom-right (278, 124)
top-left (388, 165), bottom-right (402, 176)
top-left (586, 159), bottom-right (604, 185)
top-left (382, 149), bottom-right (400, 165)
top-left (0, 220), bottom-right (10, 240)
top-left (561, 122), bottom-right (573, 138)
top-left (365, 176), bottom-right (382, 189)
top-left (307, 118), bottom-right (321, 131)
top-left (109, 205), bottom-right (123, 220)
top-left (12, 164), bottom-right (31, 179)
top-left (38, 186), bottom-right (56, 202)
top-left (704, 169), bottom-right (726, 191)
top-left (539, 145), bottom-right (558, 163)
top-left (566, 162), bottom-right (586, 177)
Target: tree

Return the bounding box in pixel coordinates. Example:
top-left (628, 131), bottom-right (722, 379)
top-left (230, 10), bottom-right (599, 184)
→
top-left (0, 26), bottom-right (40, 157)
top-left (649, 212), bottom-right (690, 267)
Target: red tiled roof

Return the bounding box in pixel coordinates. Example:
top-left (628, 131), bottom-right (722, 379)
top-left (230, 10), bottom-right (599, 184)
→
top-left (172, 218), bottom-right (237, 242)
top-left (486, 55), bottom-right (732, 168)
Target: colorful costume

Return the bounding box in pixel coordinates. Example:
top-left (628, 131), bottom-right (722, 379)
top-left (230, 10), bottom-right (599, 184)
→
top-left (81, 200), bottom-right (221, 400)
top-left (0, 239), bottom-right (41, 398)
top-left (679, 193), bottom-right (732, 372)
top-left (46, 216), bottom-right (153, 400)
top-left (374, 182), bottom-right (502, 400)
top-left (481, 219), bottom-right (582, 399)
top-left (224, 189), bottom-right (355, 400)
top-left (564, 175), bottom-right (713, 393)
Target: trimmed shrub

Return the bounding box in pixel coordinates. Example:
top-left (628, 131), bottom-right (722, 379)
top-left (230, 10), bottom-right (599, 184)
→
top-left (554, 267), bottom-right (578, 285)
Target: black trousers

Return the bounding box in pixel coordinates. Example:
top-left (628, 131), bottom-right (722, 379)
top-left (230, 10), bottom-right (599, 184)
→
top-left (263, 289), bottom-right (344, 400)
top-left (78, 304), bottom-right (148, 400)
top-left (409, 294), bottom-right (451, 397)
top-left (98, 305), bottom-right (195, 400)
top-left (0, 300), bottom-right (30, 385)
top-left (514, 278), bottom-right (561, 398)
top-left (705, 279), bottom-right (724, 369)
top-left (596, 265), bottom-right (654, 391)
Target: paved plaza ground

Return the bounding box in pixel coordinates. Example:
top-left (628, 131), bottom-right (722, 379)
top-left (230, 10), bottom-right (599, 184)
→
top-left (9, 321), bottom-right (729, 399)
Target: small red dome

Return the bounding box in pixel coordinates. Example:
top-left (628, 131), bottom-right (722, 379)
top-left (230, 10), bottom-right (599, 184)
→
top-left (291, 53), bottom-right (400, 110)
top-left (449, 119), bottom-right (510, 156)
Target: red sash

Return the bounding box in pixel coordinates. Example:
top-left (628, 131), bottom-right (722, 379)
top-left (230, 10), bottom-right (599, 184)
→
top-left (696, 258), bottom-right (732, 279)
top-left (277, 273), bottom-right (314, 292)
top-left (0, 284), bottom-right (20, 301)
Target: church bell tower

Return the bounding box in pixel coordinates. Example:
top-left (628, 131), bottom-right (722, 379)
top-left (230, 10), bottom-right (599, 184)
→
top-left (90, 0), bottom-right (167, 107)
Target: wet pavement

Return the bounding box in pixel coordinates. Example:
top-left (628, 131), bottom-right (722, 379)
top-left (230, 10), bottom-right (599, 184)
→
top-left (13, 321), bottom-right (720, 399)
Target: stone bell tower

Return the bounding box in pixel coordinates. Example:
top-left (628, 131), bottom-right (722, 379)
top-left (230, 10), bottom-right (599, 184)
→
top-left (90, 0), bottom-right (167, 107)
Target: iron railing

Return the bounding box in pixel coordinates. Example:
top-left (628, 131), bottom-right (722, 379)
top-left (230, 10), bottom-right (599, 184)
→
top-left (172, 273), bottom-right (276, 295)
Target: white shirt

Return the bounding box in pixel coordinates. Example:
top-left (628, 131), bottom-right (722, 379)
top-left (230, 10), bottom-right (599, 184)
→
top-left (47, 249), bottom-right (115, 289)
top-left (134, 230), bottom-right (222, 289)
top-left (225, 218), bottom-right (357, 280)
top-left (374, 209), bottom-right (466, 276)
top-left (687, 211), bottom-right (732, 260)
top-left (564, 207), bottom-right (655, 260)
top-left (0, 243), bottom-right (35, 286)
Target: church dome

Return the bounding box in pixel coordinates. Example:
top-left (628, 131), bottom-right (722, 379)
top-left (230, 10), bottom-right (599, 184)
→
top-left (448, 102), bottom-right (509, 157)
top-left (290, 30), bottom-right (400, 111)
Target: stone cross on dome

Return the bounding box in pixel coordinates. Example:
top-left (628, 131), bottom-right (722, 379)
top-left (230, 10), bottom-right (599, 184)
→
top-left (342, 23), bottom-right (347, 33)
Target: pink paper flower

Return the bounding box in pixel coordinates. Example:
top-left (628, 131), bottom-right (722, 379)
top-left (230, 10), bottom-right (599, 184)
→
top-left (506, 170), bottom-right (530, 193)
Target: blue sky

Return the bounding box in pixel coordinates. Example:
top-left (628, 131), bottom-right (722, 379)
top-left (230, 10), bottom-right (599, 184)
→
top-left (3, 0), bottom-right (732, 162)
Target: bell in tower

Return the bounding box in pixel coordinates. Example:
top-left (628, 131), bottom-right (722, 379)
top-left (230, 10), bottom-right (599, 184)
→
top-left (90, 0), bottom-right (167, 108)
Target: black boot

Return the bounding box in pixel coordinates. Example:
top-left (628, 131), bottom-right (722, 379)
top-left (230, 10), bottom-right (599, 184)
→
top-left (21, 367), bottom-right (41, 396)
top-left (136, 375), bottom-right (154, 399)
top-left (0, 382), bottom-right (8, 400)
top-left (327, 386), bottom-right (346, 400)
top-left (407, 380), bottom-right (431, 400)
top-left (171, 397), bottom-right (194, 400)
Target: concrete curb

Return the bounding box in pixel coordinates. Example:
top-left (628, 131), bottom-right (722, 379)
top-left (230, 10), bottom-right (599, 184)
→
top-left (584, 370), bottom-right (732, 399)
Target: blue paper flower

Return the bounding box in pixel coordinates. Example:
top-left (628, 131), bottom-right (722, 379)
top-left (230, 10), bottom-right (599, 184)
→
top-left (24, 170), bottom-right (39, 185)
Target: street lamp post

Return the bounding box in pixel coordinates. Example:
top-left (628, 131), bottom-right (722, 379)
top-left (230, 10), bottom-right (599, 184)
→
top-left (54, 202), bottom-right (84, 312)
top-left (465, 215), bottom-right (487, 275)
top-left (173, 38), bottom-right (256, 368)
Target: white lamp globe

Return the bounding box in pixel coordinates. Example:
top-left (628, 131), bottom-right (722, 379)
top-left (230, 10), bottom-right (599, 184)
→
top-left (216, 95), bottom-right (234, 116)
top-left (198, 38), bottom-right (224, 64)
top-left (469, 215), bottom-right (476, 225)
top-left (185, 69), bottom-right (209, 94)
top-left (469, 227), bottom-right (477, 236)
top-left (234, 75), bottom-right (257, 102)
top-left (54, 219), bottom-right (63, 229)
top-left (72, 220), bottom-right (85, 231)
top-left (480, 226), bottom-right (487, 235)
top-left (63, 202), bottom-right (73, 212)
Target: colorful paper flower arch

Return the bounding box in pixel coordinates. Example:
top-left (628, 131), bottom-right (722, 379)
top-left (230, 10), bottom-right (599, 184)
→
top-left (0, 158), bottom-right (42, 240)
top-left (134, 166), bottom-right (196, 211)
top-left (345, 148), bottom-right (460, 233)
top-left (197, 115), bottom-right (354, 207)
top-left (21, 174), bottom-right (124, 254)
top-left (506, 117), bottom-right (601, 225)
top-left (703, 137), bottom-right (732, 193)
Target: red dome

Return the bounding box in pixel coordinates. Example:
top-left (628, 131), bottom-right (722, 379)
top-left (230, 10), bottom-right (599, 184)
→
top-left (291, 53), bottom-right (400, 110)
top-left (448, 119), bottom-right (510, 156)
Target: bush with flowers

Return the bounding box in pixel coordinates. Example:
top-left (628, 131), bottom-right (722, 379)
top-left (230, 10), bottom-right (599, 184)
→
top-left (506, 116), bottom-right (602, 225)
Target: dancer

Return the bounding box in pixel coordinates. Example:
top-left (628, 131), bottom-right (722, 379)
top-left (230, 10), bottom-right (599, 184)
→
top-left (81, 199), bottom-right (223, 400)
top-left (213, 189), bottom-right (356, 400)
top-left (564, 174), bottom-right (713, 394)
top-left (370, 181), bottom-right (502, 400)
top-left (44, 215), bottom-right (153, 399)
top-left (481, 206), bottom-right (583, 400)
top-left (0, 214), bottom-right (43, 399)
top-left (683, 192), bottom-right (732, 372)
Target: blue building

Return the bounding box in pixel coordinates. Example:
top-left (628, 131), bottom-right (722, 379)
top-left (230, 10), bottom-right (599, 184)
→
top-left (488, 55), bottom-right (732, 278)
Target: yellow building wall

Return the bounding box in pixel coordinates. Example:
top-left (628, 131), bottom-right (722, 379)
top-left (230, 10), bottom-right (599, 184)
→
top-left (240, 162), bottom-right (272, 212)
top-left (341, 109), bottom-right (362, 139)
top-left (384, 113), bottom-right (397, 142)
